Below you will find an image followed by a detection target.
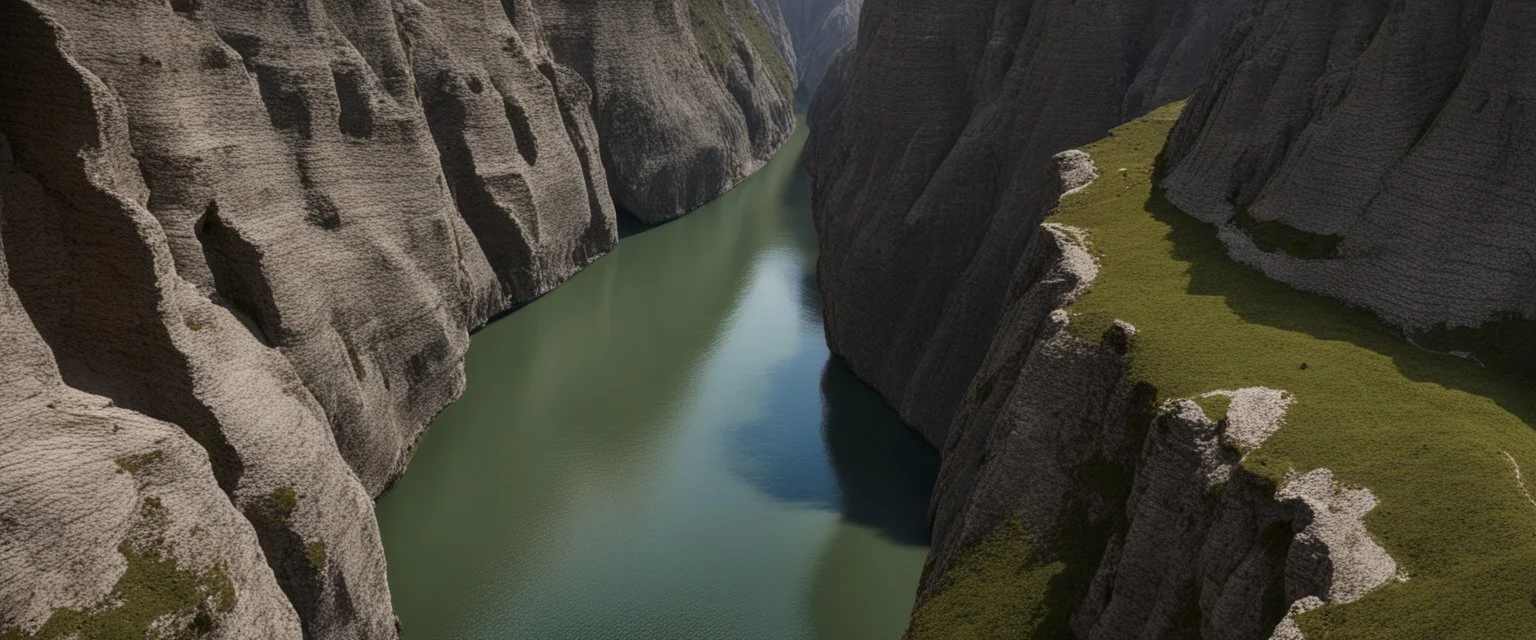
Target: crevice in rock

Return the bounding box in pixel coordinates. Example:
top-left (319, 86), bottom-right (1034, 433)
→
top-left (195, 200), bottom-right (286, 345)
top-left (418, 68), bottom-right (539, 300)
top-left (503, 96), bottom-right (539, 166)
top-left (332, 66), bottom-right (376, 139)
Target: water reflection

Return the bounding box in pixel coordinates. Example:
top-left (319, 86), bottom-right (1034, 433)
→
top-left (377, 122), bottom-right (936, 639)
top-left (727, 356), bottom-right (937, 546)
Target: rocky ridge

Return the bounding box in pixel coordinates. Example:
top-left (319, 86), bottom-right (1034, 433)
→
top-left (0, 0), bottom-right (805, 637)
top-left (909, 154), bottom-right (1398, 639)
top-left (806, 0), bottom-right (1255, 445)
top-left (1161, 0), bottom-right (1536, 334)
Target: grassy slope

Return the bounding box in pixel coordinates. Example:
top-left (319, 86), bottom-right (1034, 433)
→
top-left (686, 0), bottom-right (794, 99)
top-left (917, 104), bottom-right (1536, 638)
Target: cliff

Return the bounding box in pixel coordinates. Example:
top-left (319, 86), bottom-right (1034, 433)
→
top-left (533, 0), bottom-right (795, 222)
top-left (903, 124), bottom-right (1406, 639)
top-left (806, 0), bottom-right (1253, 445)
top-left (1161, 0), bottom-right (1536, 342)
top-left (769, 0), bottom-right (861, 100)
top-left (0, 0), bottom-right (801, 637)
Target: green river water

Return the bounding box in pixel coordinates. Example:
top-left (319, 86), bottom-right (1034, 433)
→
top-left (375, 123), bottom-right (939, 639)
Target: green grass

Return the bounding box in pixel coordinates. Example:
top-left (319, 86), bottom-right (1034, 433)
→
top-left (1046, 103), bottom-right (1536, 638)
top-left (266, 486), bottom-right (298, 526)
top-left (305, 541), bottom-right (328, 571)
top-left (2, 500), bottom-right (237, 640)
top-left (686, 0), bottom-right (794, 99)
top-left (910, 518), bottom-right (1096, 639)
top-left (1193, 394), bottom-right (1232, 424)
top-left (114, 450), bottom-right (163, 475)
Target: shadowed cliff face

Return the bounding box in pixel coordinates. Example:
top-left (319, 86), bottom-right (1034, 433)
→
top-left (807, 0), bottom-right (1253, 445)
top-left (0, 0), bottom-right (806, 637)
top-left (753, 0), bottom-right (862, 102)
top-left (533, 0), bottom-right (796, 222)
top-left (1161, 0), bottom-right (1536, 338)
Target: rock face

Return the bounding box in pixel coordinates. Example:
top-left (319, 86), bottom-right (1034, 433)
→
top-left (0, 213), bottom-right (303, 639)
top-left (0, 0), bottom-right (798, 636)
top-left (913, 169), bottom-right (1396, 639)
top-left (1161, 0), bottom-right (1536, 333)
top-left (807, 0), bottom-right (1253, 445)
top-left (533, 0), bottom-right (796, 222)
top-left (770, 0), bottom-right (862, 99)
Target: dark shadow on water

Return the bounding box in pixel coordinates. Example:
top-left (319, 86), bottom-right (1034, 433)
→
top-left (821, 357), bottom-right (939, 546)
top-left (727, 350), bottom-right (938, 547)
top-left (616, 209), bottom-right (656, 239)
top-left (1147, 158), bottom-right (1536, 429)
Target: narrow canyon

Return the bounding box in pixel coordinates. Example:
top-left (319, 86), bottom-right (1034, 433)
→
top-left (2, 0), bottom-right (1533, 639)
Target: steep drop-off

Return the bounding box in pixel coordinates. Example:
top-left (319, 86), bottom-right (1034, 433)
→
top-left (753, 0), bottom-right (861, 100)
top-left (810, 0), bottom-right (1536, 637)
top-left (534, 0), bottom-right (795, 222)
top-left (0, 0), bottom-right (804, 637)
top-left (807, 0), bottom-right (1253, 445)
top-left (1161, 0), bottom-right (1536, 340)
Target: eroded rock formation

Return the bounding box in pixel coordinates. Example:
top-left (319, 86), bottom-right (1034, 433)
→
top-left (807, 0), bottom-right (1253, 445)
top-left (0, 0), bottom-right (805, 636)
top-left (1161, 0), bottom-right (1536, 333)
top-left (534, 0), bottom-right (796, 222)
top-left (913, 162), bottom-right (1396, 638)
top-left (759, 0), bottom-right (861, 99)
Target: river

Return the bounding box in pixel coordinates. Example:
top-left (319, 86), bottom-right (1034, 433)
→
top-left (374, 123), bottom-right (939, 639)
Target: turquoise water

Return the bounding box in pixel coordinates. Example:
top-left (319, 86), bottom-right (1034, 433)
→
top-left (375, 124), bottom-right (938, 639)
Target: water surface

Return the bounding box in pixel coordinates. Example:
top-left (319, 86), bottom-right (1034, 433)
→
top-left (376, 124), bottom-right (939, 639)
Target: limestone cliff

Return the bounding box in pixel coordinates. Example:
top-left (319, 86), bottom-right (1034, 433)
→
top-left (533, 0), bottom-right (796, 222)
top-left (807, 0), bottom-right (1253, 445)
top-left (0, 0), bottom-right (799, 636)
top-left (765, 0), bottom-right (861, 99)
top-left (1161, 0), bottom-right (1536, 335)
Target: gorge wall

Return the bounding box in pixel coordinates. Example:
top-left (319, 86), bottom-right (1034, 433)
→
top-left (0, 0), bottom-right (805, 637)
top-left (752, 0), bottom-right (861, 100)
top-left (807, 0), bottom-right (1253, 445)
top-left (810, 0), bottom-right (1536, 637)
top-left (1161, 0), bottom-right (1536, 336)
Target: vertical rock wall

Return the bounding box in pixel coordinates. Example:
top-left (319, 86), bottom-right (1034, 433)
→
top-left (807, 0), bottom-right (1252, 445)
top-left (1161, 0), bottom-right (1536, 333)
top-left (0, 0), bottom-right (800, 636)
top-left (533, 0), bottom-right (796, 222)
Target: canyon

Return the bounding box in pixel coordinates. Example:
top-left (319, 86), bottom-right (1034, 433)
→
top-left (4, 0), bottom-right (1535, 638)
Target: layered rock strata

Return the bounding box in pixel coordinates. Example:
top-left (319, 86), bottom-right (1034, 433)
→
top-left (1161, 0), bottom-right (1534, 333)
top-left (0, 0), bottom-right (796, 636)
top-left (807, 0), bottom-right (1253, 445)
top-left (533, 0), bottom-right (796, 222)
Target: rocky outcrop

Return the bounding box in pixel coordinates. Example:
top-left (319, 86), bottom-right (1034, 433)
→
top-left (914, 168), bottom-right (1397, 638)
top-left (807, 0), bottom-right (1253, 445)
top-left (0, 208), bottom-right (303, 639)
top-left (0, 0), bottom-right (798, 636)
top-left (533, 0), bottom-right (795, 222)
top-left (1161, 0), bottom-right (1536, 333)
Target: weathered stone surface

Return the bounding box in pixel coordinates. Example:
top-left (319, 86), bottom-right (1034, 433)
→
top-left (1162, 0), bottom-right (1535, 331)
top-left (0, 0), bottom-right (799, 634)
top-left (0, 197), bottom-right (302, 639)
top-left (775, 0), bottom-right (861, 99)
top-left (808, 0), bottom-right (1253, 445)
top-left (533, 0), bottom-right (795, 222)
